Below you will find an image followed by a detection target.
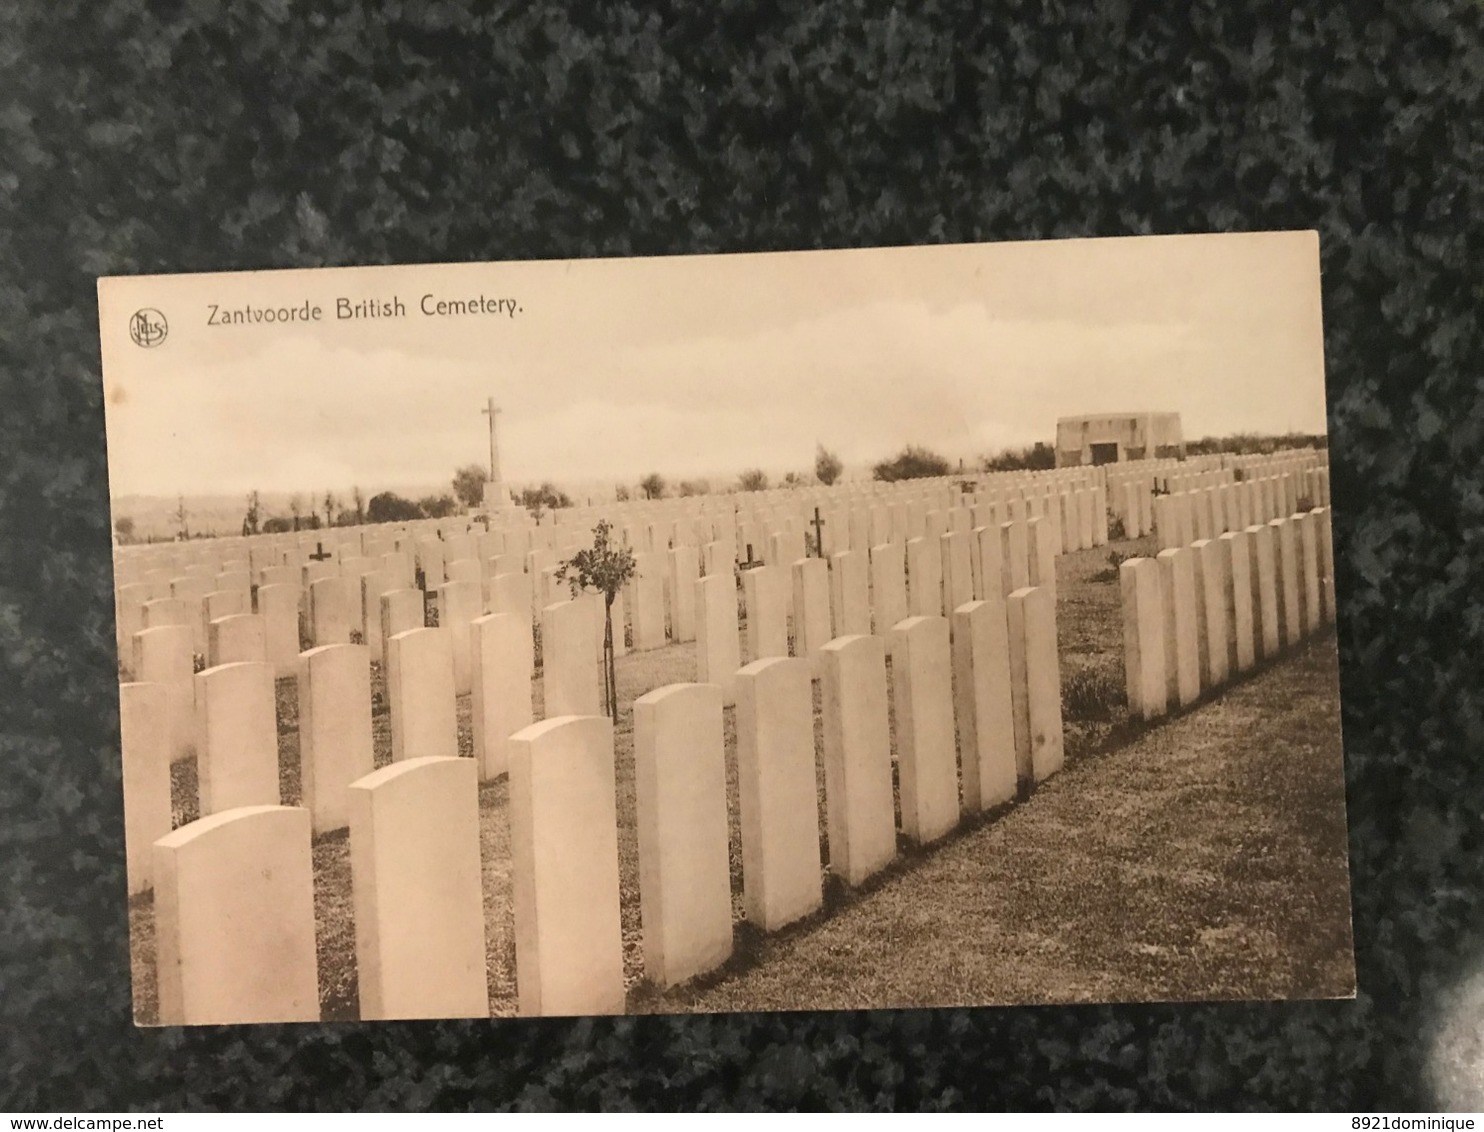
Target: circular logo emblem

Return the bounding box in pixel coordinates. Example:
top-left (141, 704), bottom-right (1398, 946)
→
top-left (129, 308), bottom-right (168, 348)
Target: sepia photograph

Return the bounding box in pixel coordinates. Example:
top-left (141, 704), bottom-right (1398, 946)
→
top-left (96, 231), bottom-right (1354, 1026)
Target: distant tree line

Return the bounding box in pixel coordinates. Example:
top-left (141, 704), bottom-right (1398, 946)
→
top-left (873, 445), bottom-right (953, 482)
top-left (980, 442), bottom-right (1057, 473)
top-left (1184, 432), bottom-right (1328, 456)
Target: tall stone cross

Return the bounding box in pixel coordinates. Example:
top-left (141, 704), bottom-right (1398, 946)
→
top-left (481, 397), bottom-right (502, 485)
top-left (809, 507), bottom-right (826, 558)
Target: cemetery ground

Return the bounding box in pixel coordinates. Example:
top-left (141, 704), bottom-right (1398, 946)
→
top-left (126, 531), bottom-right (1351, 1022)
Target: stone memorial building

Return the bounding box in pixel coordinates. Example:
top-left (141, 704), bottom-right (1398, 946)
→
top-left (1054, 412), bottom-right (1184, 467)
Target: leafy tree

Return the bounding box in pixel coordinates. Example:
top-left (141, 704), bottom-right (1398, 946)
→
top-left (782, 471), bottom-right (803, 488)
top-left (639, 472), bottom-right (666, 500)
top-left (322, 491), bottom-right (339, 526)
top-left (351, 485), bottom-right (365, 524)
top-left (980, 441), bottom-right (1057, 473)
top-left (113, 516), bottom-right (135, 543)
top-left (872, 445), bottom-right (951, 482)
top-left (678, 478), bottom-right (710, 497)
top-left (262, 516), bottom-right (294, 534)
top-left (518, 482), bottom-right (572, 511)
top-left (173, 496), bottom-right (189, 540)
top-left (452, 463), bottom-right (486, 509)
top-left (737, 468), bottom-right (769, 492)
top-left (615, 485), bottom-right (631, 502)
top-left (288, 494), bottom-right (303, 531)
top-left (815, 444), bottom-right (843, 485)
top-left (557, 520), bottom-right (636, 724)
top-left (366, 491), bottom-right (422, 523)
top-left (243, 490), bottom-right (261, 535)
top-left (418, 493), bottom-right (458, 519)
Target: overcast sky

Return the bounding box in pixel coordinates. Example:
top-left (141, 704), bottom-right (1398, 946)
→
top-left (98, 231), bottom-right (1328, 500)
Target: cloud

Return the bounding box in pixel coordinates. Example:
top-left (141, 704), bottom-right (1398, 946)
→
top-left (104, 236), bottom-right (1328, 496)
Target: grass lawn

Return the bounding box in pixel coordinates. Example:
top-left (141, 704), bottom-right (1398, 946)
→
top-left (127, 534), bottom-right (1352, 1022)
top-left (637, 630), bottom-right (1353, 1012)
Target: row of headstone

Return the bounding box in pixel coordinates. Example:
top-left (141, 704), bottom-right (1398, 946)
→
top-left (1152, 474), bottom-right (1318, 552)
top-left (713, 514), bottom-right (1065, 684)
top-left (120, 604), bottom-right (541, 888)
top-left (114, 453), bottom-right (1136, 594)
top-left (151, 746), bottom-right (507, 1023)
top-left (116, 449), bottom-right (1182, 687)
top-left (1121, 508), bottom-right (1334, 719)
top-left (136, 570), bottom-right (1066, 1022)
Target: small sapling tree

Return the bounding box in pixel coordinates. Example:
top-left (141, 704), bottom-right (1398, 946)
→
top-left (557, 519), bottom-right (636, 724)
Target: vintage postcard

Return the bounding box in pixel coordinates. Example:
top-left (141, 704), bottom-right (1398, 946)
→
top-left (97, 233), bottom-right (1353, 1025)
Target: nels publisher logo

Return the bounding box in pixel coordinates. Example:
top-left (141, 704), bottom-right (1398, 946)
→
top-left (129, 308), bottom-right (168, 348)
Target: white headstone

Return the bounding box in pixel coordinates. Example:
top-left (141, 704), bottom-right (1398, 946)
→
top-left (1120, 558), bottom-right (1167, 720)
top-left (819, 635), bottom-right (896, 886)
top-left (791, 557), bottom-right (832, 672)
top-left (132, 624), bottom-right (194, 761)
top-left (631, 553), bottom-right (667, 651)
top-left (668, 546), bottom-right (700, 643)
top-left (1219, 531), bottom-right (1256, 673)
top-left (1026, 517), bottom-right (1058, 608)
top-left (1194, 539), bottom-right (1231, 688)
top-left (298, 643), bottom-right (374, 833)
top-left (906, 537), bottom-right (942, 619)
top-left (1272, 517), bottom-right (1301, 648)
top-left (1248, 524), bottom-right (1280, 659)
top-left (207, 612), bottom-right (265, 668)
top-left (308, 576), bottom-right (352, 647)
top-left (940, 531), bottom-right (973, 617)
top-left (829, 549), bottom-right (871, 638)
top-left (120, 681), bottom-right (172, 895)
top-left (890, 616), bottom-right (959, 843)
top-left (509, 715), bottom-right (625, 1016)
top-left (1298, 510), bottom-right (1321, 636)
top-left (633, 683), bottom-right (733, 988)
top-left (439, 578), bottom-right (484, 695)
top-left (349, 757), bottom-right (488, 1020)
top-left (869, 543), bottom-right (908, 634)
top-left (742, 565), bottom-right (789, 663)
top-left (972, 526), bottom-right (1005, 604)
top-left (195, 661), bottom-right (279, 814)
top-left (386, 627), bottom-right (457, 763)
top-left (471, 612), bottom-right (534, 780)
top-left (379, 588), bottom-right (425, 670)
top-left (695, 573), bottom-right (742, 706)
top-left (1007, 586), bottom-right (1065, 783)
top-left (541, 600), bottom-right (602, 717)
top-left (1155, 548), bottom-right (1200, 707)
top-left (154, 805), bottom-right (319, 1024)
top-left (734, 657), bottom-right (823, 931)
top-left (950, 600), bottom-right (1017, 812)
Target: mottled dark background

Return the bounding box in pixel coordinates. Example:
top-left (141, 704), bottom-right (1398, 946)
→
top-left (3, 0), bottom-right (1482, 1111)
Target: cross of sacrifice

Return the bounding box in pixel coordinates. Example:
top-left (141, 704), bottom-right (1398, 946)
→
top-left (481, 397), bottom-right (502, 484)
